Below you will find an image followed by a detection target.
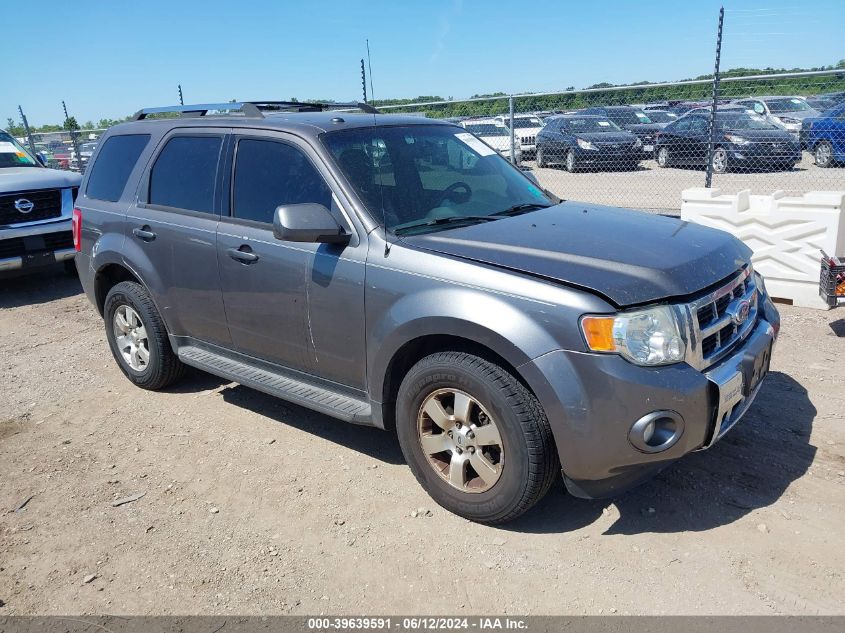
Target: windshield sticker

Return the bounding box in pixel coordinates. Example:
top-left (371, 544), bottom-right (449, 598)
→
top-left (455, 132), bottom-right (496, 157)
top-left (790, 98), bottom-right (803, 104)
top-left (598, 121), bottom-right (611, 127)
top-left (0, 141), bottom-right (22, 154)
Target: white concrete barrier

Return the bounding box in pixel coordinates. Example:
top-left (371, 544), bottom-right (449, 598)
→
top-left (681, 188), bottom-right (845, 309)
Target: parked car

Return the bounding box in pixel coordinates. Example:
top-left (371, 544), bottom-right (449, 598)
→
top-left (0, 129), bottom-right (82, 273)
top-left (805, 96), bottom-right (839, 113)
top-left (70, 141), bottom-right (99, 173)
top-left (802, 101), bottom-right (845, 167)
top-left (494, 114), bottom-right (544, 157)
top-left (535, 114), bottom-right (642, 171)
top-left (581, 106), bottom-right (661, 157)
top-left (732, 96), bottom-right (820, 138)
top-left (655, 108), bottom-right (801, 173)
top-left (74, 101), bottom-right (779, 524)
top-left (461, 119), bottom-right (521, 162)
top-left (668, 101), bottom-right (709, 116)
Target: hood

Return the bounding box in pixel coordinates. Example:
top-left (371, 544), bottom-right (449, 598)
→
top-left (720, 128), bottom-right (798, 143)
top-left (622, 123), bottom-right (662, 136)
top-left (479, 135), bottom-right (512, 151)
top-left (0, 166), bottom-right (82, 194)
top-left (575, 131), bottom-right (637, 144)
top-left (770, 109), bottom-right (820, 122)
top-left (400, 203), bottom-right (751, 307)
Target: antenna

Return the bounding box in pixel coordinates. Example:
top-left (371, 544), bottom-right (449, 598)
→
top-left (366, 39), bottom-right (375, 104)
top-left (178, 84), bottom-right (184, 106)
top-left (364, 39), bottom-right (389, 257)
top-left (360, 59), bottom-right (367, 103)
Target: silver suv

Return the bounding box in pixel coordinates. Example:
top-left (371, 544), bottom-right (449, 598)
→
top-left (0, 130), bottom-right (81, 273)
top-left (74, 101), bottom-right (780, 524)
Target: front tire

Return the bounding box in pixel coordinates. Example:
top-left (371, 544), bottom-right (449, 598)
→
top-left (395, 352), bottom-right (559, 524)
top-left (814, 141), bottom-right (834, 168)
top-left (656, 146), bottom-right (670, 168)
top-left (536, 145), bottom-right (546, 168)
top-left (711, 147), bottom-right (729, 174)
top-left (564, 149), bottom-right (578, 173)
top-left (104, 281), bottom-right (185, 390)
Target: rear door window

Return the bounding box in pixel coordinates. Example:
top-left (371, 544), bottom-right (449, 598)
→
top-left (85, 134), bottom-right (150, 201)
top-left (149, 135), bottom-right (223, 213)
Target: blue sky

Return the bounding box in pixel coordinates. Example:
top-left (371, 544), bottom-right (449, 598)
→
top-left (3, 0), bottom-right (843, 126)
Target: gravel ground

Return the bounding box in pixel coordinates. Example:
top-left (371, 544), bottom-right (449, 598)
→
top-left (530, 152), bottom-right (843, 213)
top-left (1, 267), bottom-right (844, 616)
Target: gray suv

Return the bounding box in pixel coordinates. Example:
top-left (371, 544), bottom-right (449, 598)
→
top-left (74, 101), bottom-right (780, 524)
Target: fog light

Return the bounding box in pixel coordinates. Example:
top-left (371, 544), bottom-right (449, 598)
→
top-left (629, 411), bottom-right (685, 453)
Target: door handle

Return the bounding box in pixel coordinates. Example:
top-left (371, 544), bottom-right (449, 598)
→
top-left (132, 226), bottom-right (156, 242)
top-left (227, 246), bottom-right (259, 264)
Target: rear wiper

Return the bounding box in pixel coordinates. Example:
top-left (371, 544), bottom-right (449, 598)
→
top-left (491, 202), bottom-right (552, 217)
top-left (393, 215), bottom-right (501, 235)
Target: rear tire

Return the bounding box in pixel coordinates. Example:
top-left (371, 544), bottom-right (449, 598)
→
top-left (395, 352), bottom-right (559, 524)
top-left (536, 145), bottom-right (546, 168)
top-left (656, 146), bottom-right (670, 168)
top-left (104, 281), bottom-right (186, 390)
top-left (814, 141), bottom-right (834, 168)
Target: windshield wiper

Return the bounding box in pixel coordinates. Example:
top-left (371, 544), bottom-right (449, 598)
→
top-left (393, 215), bottom-right (500, 235)
top-left (491, 202), bottom-right (552, 217)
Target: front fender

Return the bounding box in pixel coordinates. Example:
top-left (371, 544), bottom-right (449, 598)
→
top-left (368, 285), bottom-right (562, 403)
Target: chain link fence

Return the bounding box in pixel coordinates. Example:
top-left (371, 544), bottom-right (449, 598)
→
top-left (378, 69), bottom-right (845, 214)
top-left (9, 71), bottom-right (844, 214)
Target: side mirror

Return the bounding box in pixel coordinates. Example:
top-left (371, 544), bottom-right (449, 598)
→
top-left (273, 203), bottom-right (350, 244)
top-left (35, 152), bottom-right (48, 167)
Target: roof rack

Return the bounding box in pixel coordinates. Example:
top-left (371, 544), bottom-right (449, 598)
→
top-left (130, 100), bottom-right (379, 121)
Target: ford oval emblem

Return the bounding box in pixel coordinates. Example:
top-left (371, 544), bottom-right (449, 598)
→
top-left (730, 299), bottom-right (751, 326)
top-left (14, 198), bottom-right (35, 214)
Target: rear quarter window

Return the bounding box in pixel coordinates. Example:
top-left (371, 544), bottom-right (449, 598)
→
top-left (85, 134), bottom-right (151, 202)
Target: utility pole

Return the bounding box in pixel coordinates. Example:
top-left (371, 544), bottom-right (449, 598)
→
top-left (178, 84), bottom-right (184, 106)
top-left (62, 100), bottom-right (82, 173)
top-left (360, 59), bottom-right (367, 103)
top-left (704, 6), bottom-right (724, 188)
top-left (18, 105), bottom-right (37, 156)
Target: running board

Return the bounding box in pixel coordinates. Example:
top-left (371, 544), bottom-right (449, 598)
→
top-left (177, 345), bottom-right (372, 424)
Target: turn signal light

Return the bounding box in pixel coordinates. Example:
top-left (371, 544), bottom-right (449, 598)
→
top-left (580, 315), bottom-right (615, 352)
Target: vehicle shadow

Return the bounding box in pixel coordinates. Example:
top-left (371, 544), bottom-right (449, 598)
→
top-left (503, 371), bottom-right (816, 534)
top-left (0, 266), bottom-right (82, 309)
top-left (218, 382), bottom-right (405, 465)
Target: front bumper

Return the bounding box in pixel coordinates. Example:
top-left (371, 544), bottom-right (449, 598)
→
top-left (520, 299), bottom-right (780, 499)
top-left (728, 144), bottom-right (801, 165)
top-left (0, 219), bottom-right (74, 272)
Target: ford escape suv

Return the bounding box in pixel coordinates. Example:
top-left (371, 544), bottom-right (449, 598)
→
top-left (1, 130), bottom-right (81, 273)
top-left (74, 101), bottom-right (780, 524)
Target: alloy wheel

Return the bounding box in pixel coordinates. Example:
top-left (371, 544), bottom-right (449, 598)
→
top-left (416, 388), bottom-right (504, 493)
top-left (815, 142), bottom-right (833, 167)
top-left (711, 148), bottom-right (728, 173)
top-left (657, 147), bottom-right (669, 167)
top-left (113, 305), bottom-right (150, 371)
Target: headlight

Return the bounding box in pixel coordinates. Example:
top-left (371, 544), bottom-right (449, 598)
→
top-left (724, 134), bottom-right (749, 145)
top-left (576, 138), bottom-right (598, 151)
top-left (633, 138), bottom-right (643, 148)
top-left (581, 306), bottom-right (686, 366)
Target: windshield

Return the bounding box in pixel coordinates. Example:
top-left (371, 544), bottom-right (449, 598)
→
top-left (716, 112), bottom-right (780, 130)
top-left (644, 111), bottom-right (677, 123)
top-left (562, 118), bottom-right (622, 133)
top-left (765, 97), bottom-right (812, 113)
top-left (464, 124), bottom-right (508, 137)
top-left (322, 124), bottom-right (552, 235)
top-left (608, 110), bottom-right (651, 125)
top-left (0, 132), bottom-right (38, 168)
top-left (511, 117), bottom-right (543, 129)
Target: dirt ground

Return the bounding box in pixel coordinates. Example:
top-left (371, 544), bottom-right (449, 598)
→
top-left (1, 267), bottom-right (844, 616)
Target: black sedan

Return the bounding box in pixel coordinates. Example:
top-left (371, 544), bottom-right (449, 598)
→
top-left (654, 109), bottom-right (801, 173)
top-left (535, 115), bottom-right (642, 172)
top-left (581, 106), bottom-right (662, 157)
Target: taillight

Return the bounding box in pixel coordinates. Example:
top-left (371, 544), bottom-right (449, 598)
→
top-left (72, 207), bottom-right (82, 252)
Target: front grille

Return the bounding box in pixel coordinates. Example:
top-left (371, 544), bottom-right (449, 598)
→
top-left (688, 268), bottom-right (758, 369)
top-left (0, 189), bottom-right (63, 225)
